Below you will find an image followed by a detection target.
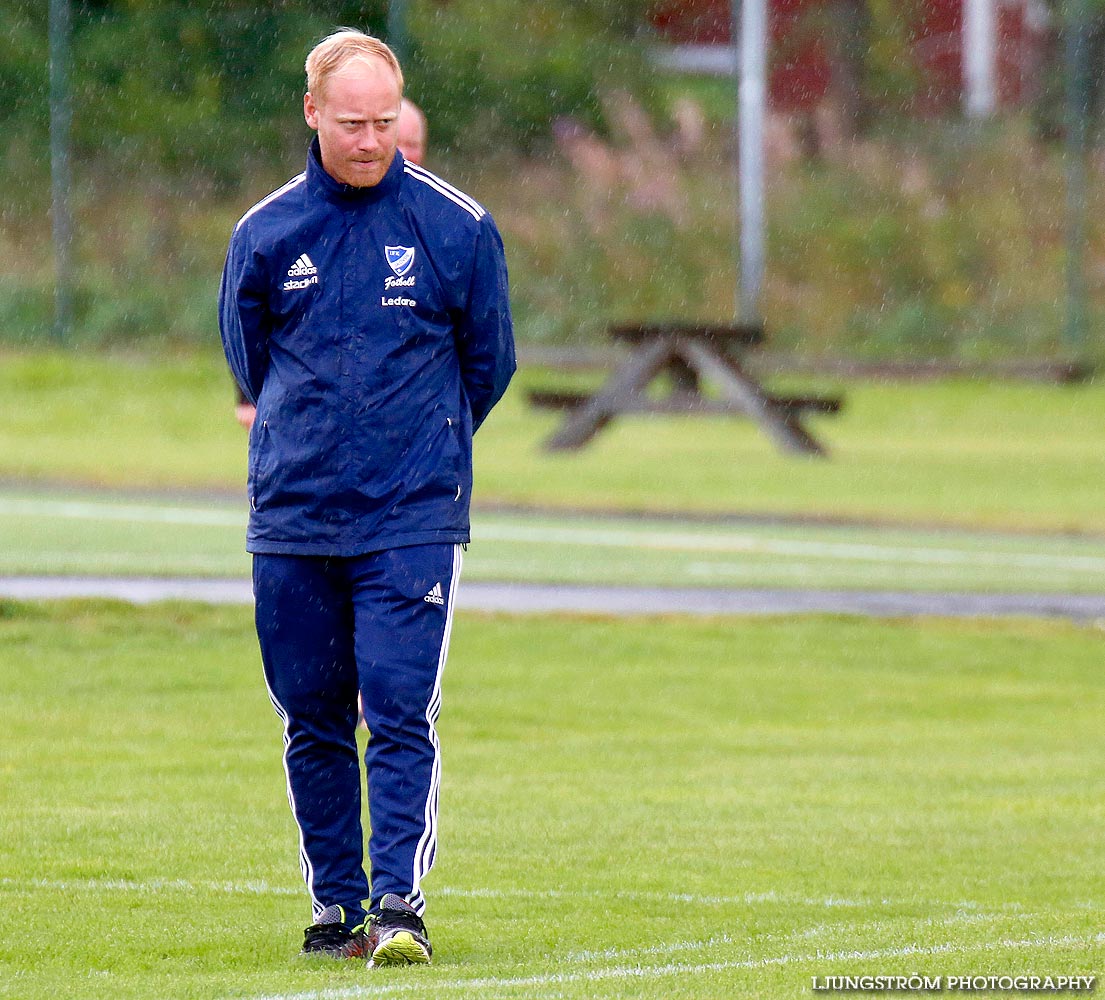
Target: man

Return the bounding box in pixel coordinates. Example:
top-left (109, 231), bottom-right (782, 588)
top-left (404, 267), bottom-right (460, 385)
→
top-left (218, 30), bottom-right (515, 966)
top-left (397, 97), bottom-right (428, 167)
top-left (233, 95), bottom-right (430, 430)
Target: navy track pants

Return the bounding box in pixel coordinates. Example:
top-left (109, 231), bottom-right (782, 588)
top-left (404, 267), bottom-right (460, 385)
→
top-left (253, 543), bottom-right (462, 923)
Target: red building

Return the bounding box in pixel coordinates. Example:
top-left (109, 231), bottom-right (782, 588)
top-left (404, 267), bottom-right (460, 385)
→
top-left (648, 0), bottom-right (1048, 113)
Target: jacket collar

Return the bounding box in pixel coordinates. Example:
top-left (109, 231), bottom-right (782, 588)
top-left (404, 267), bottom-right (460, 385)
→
top-left (305, 137), bottom-right (404, 205)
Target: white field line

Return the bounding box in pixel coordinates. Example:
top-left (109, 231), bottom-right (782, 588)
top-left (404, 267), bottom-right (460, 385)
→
top-left (2, 496), bottom-right (1104, 574)
top-left (0, 876), bottom-right (879, 909)
top-left (11, 875), bottom-right (1092, 925)
top-left (0, 874), bottom-right (1059, 939)
top-left (0, 876), bottom-right (301, 896)
top-left (475, 524), bottom-right (1105, 573)
top-left (244, 933), bottom-right (1104, 1000)
top-left (563, 907), bottom-right (1035, 963)
top-left (10, 875), bottom-right (1052, 917)
top-left (437, 885), bottom-right (873, 909)
top-left (0, 496), bottom-right (245, 528)
top-left (9, 875), bottom-right (1095, 1000)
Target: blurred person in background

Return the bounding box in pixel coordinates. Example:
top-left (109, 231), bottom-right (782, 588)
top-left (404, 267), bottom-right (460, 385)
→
top-left (234, 96), bottom-right (429, 429)
top-left (219, 30), bottom-right (514, 966)
top-left (396, 96), bottom-right (428, 166)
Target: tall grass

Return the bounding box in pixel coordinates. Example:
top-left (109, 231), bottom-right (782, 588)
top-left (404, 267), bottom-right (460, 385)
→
top-left (3, 109), bottom-right (1102, 360)
top-left (493, 110), bottom-right (1097, 361)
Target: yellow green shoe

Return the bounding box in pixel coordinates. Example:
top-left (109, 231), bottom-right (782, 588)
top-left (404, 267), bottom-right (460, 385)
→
top-left (300, 905), bottom-right (369, 959)
top-left (366, 894), bottom-right (432, 967)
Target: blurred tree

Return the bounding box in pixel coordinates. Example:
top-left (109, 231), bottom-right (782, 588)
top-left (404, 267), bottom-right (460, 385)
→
top-left (1033, 0), bottom-right (1105, 144)
top-left (860, 0), bottom-right (924, 118)
top-left (0, 3), bottom-right (51, 220)
top-left (0, 0), bottom-right (657, 199)
top-left (406, 0), bottom-right (657, 154)
top-left (72, 2), bottom-right (381, 186)
top-left (822, 0), bottom-right (874, 136)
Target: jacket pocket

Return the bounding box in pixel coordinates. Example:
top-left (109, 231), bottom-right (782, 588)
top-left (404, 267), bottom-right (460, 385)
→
top-left (399, 415), bottom-right (469, 508)
top-left (247, 419), bottom-right (272, 512)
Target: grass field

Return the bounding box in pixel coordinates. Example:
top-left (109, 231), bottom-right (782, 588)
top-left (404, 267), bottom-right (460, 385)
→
top-left (3, 347), bottom-right (1105, 595)
top-left (3, 347), bottom-right (1103, 998)
top-left (2, 348), bottom-right (1105, 535)
top-left (0, 601), bottom-right (1101, 999)
top-left (5, 488), bottom-right (1105, 594)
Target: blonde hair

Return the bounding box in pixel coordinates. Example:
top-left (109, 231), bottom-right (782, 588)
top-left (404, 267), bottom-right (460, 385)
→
top-left (305, 29), bottom-right (404, 102)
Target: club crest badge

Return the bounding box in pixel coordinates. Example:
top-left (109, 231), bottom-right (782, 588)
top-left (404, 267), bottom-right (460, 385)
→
top-left (385, 245), bottom-right (416, 277)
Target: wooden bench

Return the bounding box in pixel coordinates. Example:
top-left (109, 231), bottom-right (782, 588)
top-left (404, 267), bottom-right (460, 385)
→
top-left (528, 322), bottom-right (842, 456)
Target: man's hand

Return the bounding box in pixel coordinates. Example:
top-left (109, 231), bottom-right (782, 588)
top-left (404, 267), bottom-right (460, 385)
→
top-left (235, 403), bottom-right (257, 430)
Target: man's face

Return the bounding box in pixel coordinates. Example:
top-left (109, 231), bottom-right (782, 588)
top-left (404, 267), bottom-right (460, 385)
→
top-left (304, 58), bottom-right (401, 188)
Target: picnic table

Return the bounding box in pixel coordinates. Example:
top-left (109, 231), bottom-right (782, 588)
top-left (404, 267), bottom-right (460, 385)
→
top-left (528, 322), bottom-right (842, 456)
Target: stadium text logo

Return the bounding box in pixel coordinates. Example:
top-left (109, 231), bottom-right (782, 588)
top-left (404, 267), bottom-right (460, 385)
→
top-left (283, 252), bottom-right (319, 291)
top-left (283, 275), bottom-right (318, 291)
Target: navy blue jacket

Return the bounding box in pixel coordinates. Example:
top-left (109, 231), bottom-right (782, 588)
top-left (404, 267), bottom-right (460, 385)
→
top-left (219, 140), bottom-right (515, 555)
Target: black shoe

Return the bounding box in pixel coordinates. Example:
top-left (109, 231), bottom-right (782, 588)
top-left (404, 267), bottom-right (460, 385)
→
top-left (300, 904), bottom-right (369, 959)
top-left (366, 894), bottom-right (432, 967)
